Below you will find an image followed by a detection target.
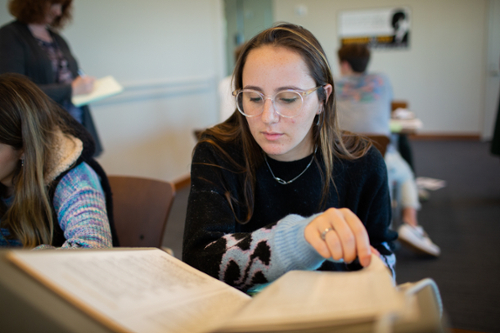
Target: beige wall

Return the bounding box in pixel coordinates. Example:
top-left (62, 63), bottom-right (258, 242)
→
top-left (0, 0), bottom-right (226, 182)
top-left (1, 0), bottom-right (498, 182)
top-left (274, 0), bottom-right (493, 136)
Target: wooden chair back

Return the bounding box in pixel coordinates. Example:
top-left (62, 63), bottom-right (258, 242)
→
top-left (391, 100), bottom-right (408, 112)
top-left (364, 134), bottom-right (391, 157)
top-left (108, 176), bottom-right (176, 248)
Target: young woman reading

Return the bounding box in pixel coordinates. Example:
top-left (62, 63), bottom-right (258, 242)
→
top-left (183, 24), bottom-right (397, 292)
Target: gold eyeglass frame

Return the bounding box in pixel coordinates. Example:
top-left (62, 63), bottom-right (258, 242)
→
top-left (232, 86), bottom-right (322, 118)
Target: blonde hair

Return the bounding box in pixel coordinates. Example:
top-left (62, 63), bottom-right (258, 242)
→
top-left (0, 73), bottom-right (71, 247)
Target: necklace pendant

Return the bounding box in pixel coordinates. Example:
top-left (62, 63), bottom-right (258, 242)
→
top-left (264, 145), bottom-right (317, 186)
top-left (275, 178), bottom-right (288, 185)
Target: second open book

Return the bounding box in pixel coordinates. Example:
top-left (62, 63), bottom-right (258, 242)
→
top-left (7, 248), bottom-right (443, 333)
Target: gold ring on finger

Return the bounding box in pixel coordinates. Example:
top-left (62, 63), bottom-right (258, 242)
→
top-left (320, 228), bottom-right (333, 241)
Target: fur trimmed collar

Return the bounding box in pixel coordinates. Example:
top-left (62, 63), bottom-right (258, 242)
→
top-left (44, 130), bottom-right (83, 184)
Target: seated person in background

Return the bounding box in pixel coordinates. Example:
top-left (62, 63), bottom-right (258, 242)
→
top-left (335, 43), bottom-right (440, 257)
top-left (0, 73), bottom-right (116, 249)
top-left (183, 23), bottom-right (397, 292)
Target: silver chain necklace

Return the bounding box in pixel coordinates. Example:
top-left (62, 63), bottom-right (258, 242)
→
top-left (264, 146), bottom-right (317, 185)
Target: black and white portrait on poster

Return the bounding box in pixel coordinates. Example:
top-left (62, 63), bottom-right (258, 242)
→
top-left (339, 7), bottom-right (411, 49)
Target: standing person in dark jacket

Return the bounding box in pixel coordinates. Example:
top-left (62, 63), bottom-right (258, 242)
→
top-left (183, 23), bottom-right (397, 292)
top-left (0, 0), bottom-right (103, 156)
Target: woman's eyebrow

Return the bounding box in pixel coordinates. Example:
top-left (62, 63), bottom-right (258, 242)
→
top-left (242, 85), bottom-right (303, 92)
top-left (243, 85), bottom-right (263, 92)
top-left (277, 85), bottom-right (302, 91)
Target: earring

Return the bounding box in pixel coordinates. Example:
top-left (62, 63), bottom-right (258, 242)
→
top-left (316, 109), bottom-right (322, 126)
top-left (21, 159), bottom-right (24, 167)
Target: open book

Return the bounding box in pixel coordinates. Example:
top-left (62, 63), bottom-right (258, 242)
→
top-left (71, 76), bottom-right (124, 107)
top-left (6, 248), bottom-right (444, 333)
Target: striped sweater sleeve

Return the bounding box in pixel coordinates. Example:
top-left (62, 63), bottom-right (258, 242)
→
top-left (35, 162), bottom-right (112, 249)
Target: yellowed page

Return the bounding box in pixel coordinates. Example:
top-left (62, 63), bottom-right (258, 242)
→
top-left (218, 255), bottom-right (406, 332)
top-left (8, 248), bottom-right (250, 333)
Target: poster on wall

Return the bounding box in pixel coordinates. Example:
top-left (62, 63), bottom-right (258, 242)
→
top-left (338, 7), bottom-right (411, 49)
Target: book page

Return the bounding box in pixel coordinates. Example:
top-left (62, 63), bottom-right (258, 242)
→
top-left (218, 256), bottom-right (407, 332)
top-left (7, 248), bottom-right (250, 333)
top-left (72, 75), bottom-right (124, 107)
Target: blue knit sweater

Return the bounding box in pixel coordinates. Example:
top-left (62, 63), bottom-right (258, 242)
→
top-left (0, 162), bottom-right (112, 249)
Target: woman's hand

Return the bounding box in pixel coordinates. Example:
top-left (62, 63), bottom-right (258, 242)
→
top-left (304, 208), bottom-right (372, 267)
top-left (71, 75), bottom-right (95, 96)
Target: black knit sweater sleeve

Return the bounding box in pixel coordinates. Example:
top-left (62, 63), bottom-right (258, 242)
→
top-left (183, 141), bottom-right (247, 279)
top-left (182, 141), bottom-right (328, 291)
top-left (330, 146), bottom-right (397, 272)
top-left (183, 141), bottom-right (398, 286)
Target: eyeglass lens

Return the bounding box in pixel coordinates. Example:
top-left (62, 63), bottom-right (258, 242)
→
top-left (236, 90), bottom-right (303, 117)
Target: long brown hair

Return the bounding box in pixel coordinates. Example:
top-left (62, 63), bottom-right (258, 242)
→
top-left (0, 73), bottom-right (72, 247)
top-left (199, 23), bottom-right (371, 223)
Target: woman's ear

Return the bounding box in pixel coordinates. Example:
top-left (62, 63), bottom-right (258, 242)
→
top-left (323, 84), bottom-right (333, 104)
top-left (18, 151), bottom-right (25, 167)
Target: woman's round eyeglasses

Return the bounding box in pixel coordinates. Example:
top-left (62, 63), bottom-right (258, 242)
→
top-left (232, 86), bottom-right (321, 118)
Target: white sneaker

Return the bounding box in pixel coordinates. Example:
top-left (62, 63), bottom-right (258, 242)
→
top-left (418, 188), bottom-right (430, 201)
top-left (398, 224), bottom-right (441, 257)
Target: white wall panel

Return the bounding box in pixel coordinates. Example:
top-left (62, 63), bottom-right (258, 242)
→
top-left (274, 0), bottom-right (489, 135)
top-left (0, 0), bottom-right (495, 182)
top-left (0, 0), bottom-right (224, 181)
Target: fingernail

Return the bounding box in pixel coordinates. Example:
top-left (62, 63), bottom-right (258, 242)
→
top-left (360, 256), bottom-right (370, 267)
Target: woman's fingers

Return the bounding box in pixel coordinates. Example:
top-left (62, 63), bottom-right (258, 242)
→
top-left (322, 226), bottom-right (343, 261)
top-left (304, 208), bottom-right (372, 267)
top-left (304, 217), bottom-right (332, 258)
top-left (72, 76), bottom-right (96, 95)
top-left (371, 245), bottom-right (381, 258)
top-left (327, 209), bottom-right (357, 263)
top-left (337, 208), bottom-right (372, 267)
top-left (80, 76), bottom-right (95, 93)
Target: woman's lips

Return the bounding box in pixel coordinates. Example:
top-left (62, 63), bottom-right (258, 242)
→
top-left (262, 132), bottom-right (283, 141)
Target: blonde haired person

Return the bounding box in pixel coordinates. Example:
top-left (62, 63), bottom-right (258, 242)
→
top-left (183, 24), bottom-right (397, 292)
top-left (0, 73), bottom-right (117, 249)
